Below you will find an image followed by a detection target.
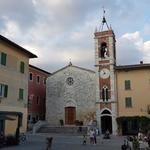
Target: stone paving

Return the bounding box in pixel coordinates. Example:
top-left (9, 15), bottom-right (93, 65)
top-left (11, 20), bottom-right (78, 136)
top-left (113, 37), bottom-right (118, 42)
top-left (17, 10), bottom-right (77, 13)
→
top-left (1, 133), bottom-right (125, 150)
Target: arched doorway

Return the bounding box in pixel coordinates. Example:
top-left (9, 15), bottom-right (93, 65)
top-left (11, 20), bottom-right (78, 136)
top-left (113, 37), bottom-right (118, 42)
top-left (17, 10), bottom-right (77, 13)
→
top-left (65, 107), bottom-right (76, 125)
top-left (101, 110), bottom-right (112, 134)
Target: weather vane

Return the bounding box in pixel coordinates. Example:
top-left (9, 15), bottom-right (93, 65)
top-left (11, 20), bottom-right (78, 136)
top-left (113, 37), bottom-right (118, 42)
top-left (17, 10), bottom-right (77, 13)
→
top-left (100, 6), bottom-right (109, 31)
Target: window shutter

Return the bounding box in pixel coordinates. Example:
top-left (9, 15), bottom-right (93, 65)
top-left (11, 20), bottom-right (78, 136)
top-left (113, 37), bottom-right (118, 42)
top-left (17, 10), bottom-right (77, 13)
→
top-left (20, 62), bottom-right (25, 73)
top-left (4, 85), bottom-right (8, 97)
top-left (125, 97), bottom-right (132, 108)
top-left (125, 80), bottom-right (131, 90)
top-left (1, 52), bottom-right (7, 66)
top-left (19, 88), bottom-right (24, 99)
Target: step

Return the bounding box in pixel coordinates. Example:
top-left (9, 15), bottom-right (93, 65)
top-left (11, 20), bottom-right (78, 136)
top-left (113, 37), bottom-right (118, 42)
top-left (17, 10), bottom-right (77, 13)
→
top-left (38, 126), bottom-right (87, 135)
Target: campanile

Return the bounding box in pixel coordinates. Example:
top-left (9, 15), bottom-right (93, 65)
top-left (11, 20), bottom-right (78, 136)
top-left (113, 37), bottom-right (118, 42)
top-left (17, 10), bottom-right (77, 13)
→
top-left (94, 11), bottom-right (117, 135)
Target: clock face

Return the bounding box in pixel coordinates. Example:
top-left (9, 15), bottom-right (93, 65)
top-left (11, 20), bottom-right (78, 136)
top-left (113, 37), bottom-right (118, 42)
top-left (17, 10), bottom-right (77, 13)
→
top-left (100, 68), bottom-right (110, 79)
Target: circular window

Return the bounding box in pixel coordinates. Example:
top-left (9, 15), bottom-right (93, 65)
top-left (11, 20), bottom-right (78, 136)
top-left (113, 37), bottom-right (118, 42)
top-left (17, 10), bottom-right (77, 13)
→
top-left (66, 77), bottom-right (74, 85)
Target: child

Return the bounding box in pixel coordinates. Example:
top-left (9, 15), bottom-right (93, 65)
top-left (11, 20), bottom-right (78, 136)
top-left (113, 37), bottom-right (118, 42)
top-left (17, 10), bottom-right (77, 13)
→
top-left (82, 135), bottom-right (87, 145)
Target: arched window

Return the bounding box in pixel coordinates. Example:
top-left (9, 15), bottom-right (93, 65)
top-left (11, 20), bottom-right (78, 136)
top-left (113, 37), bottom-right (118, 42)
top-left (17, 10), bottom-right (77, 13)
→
top-left (100, 42), bottom-right (108, 58)
top-left (102, 86), bottom-right (109, 101)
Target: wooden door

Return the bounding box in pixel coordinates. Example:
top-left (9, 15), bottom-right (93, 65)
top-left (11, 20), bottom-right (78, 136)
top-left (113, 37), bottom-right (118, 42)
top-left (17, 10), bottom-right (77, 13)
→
top-left (65, 107), bottom-right (76, 125)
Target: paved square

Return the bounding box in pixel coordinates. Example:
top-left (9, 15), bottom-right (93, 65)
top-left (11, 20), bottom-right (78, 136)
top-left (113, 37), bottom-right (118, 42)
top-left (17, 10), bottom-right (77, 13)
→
top-left (1, 133), bottom-right (125, 150)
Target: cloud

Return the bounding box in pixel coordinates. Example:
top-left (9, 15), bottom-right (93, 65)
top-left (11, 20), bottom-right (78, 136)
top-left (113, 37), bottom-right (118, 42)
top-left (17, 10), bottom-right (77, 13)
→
top-left (1, 0), bottom-right (150, 72)
top-left (1, 18), bottom-right (21, 39)
top-left (0, 0), bottom-right (36, 29)
top-left (117, 31), bottom-right (150, 65)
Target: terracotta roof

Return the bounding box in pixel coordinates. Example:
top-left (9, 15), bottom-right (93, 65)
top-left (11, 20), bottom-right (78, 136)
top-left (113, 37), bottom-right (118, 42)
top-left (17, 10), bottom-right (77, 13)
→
top-left (0, 34), bottom-right (37, 58)
top-left (29, 64), bottom-right (51, 75)
top-left (116, 63), bottom-right (150, 71)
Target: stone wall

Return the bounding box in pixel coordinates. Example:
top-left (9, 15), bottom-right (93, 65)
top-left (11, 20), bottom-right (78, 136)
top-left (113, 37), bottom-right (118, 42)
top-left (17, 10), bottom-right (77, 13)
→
top-left (46, 65), bottom-right (96, 126)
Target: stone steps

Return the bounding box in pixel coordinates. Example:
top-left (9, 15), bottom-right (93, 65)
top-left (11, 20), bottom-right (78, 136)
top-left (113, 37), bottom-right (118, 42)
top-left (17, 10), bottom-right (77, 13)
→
top-left (37, 126), bottom-right (87, 135)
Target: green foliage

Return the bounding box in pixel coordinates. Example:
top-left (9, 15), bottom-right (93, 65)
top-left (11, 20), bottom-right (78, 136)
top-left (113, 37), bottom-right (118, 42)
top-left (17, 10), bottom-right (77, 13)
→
top-left (116, 116), bottom-right (150, 133)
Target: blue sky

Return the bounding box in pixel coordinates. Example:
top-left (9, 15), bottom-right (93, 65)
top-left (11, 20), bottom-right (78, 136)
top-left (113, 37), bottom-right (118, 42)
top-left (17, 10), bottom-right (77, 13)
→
top-left (0, 0), bottom-right (150, 72)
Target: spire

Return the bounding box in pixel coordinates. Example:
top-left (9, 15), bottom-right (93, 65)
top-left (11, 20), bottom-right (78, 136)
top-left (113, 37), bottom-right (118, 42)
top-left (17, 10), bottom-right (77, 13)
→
top-left (100, 7), bottom-right (110, 31)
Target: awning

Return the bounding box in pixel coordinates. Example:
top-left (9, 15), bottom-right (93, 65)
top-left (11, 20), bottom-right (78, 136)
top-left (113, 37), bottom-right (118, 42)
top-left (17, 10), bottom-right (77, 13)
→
top-left (0, 115), bottom-right (15, 120)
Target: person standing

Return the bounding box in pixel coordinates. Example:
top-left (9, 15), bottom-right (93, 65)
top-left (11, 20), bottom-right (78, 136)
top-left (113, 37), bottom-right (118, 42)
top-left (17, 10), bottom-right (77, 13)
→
top-left (147, 131), bottom-right (150, 148)
top-left (82, 135), bottom-right (87, 145)
top-left (89, 129), bottom-right (94, 144)
top-left (93, 129), bottom-right (97, 144)
top-left (0, 131), bottom-right (4, 147)
top-left (132, 136), bottom-right (139, 150)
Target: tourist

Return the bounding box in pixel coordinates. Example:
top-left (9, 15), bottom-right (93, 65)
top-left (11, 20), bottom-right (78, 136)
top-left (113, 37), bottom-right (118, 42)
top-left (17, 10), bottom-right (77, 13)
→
top-left (82, 135), bottom-right (87, 145)
top-left (89, 129), bottom-right (94, 144)
top-left (0, 131), bottom-right (4, 147)
top-left (93, 129), bottom-right (97, 144)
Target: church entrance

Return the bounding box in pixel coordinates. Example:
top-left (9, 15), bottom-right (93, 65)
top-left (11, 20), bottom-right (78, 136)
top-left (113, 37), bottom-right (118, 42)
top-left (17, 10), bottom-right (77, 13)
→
top-left (65, 107), bottom-right (76, 125)
top-left (101, 110), bottom-right (112, 134)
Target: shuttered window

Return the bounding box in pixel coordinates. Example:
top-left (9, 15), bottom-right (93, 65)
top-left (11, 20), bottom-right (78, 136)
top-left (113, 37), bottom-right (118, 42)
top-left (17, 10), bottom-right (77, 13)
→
top-left (20, 61), bottom-right (25, 73)
top-left (125, 80), bottom-right (131, 90)
top-left (19, 88), bottom-right (24, 100)
top-left (1, 52), bottom-right (7, 66)
top-left (125, 97), bottom-right (132, 108)
top-left (0, 84), bottom-right (8, 98)
top-left (4, 85), bottom-right (8, 97)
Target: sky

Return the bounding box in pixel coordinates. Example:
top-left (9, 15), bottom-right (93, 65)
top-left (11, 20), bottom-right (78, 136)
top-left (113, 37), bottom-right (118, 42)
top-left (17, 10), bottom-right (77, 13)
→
top-left (0, 0), bottom-right (150, 72)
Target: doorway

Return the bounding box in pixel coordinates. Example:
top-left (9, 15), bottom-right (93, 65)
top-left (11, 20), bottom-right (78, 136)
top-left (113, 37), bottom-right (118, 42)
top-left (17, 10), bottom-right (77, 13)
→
top-left (65, 107), bottom-right (76, 125)
top-left (101, 110), bottom-right (112, 134)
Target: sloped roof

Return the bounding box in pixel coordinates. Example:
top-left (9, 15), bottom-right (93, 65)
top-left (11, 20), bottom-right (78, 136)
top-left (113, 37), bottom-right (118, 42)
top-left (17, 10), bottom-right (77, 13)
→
top-left (0, 34), bottom-right (37, 58)
top-left (29, 64), bottom-right (51, 75)
top-left (116, 63), bottom-right (150, 71)
top-left (51, 63), bottom-right (95, 76)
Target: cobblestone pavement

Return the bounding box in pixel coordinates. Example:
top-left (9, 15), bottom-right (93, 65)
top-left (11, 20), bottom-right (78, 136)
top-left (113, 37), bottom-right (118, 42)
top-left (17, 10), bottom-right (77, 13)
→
top-left (1, 133), bottom-right (125, 150)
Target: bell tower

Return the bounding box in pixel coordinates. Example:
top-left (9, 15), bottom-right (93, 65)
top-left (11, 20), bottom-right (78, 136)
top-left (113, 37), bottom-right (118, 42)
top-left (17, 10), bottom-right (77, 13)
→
top-left (94, 10), bottom-right (117, 135)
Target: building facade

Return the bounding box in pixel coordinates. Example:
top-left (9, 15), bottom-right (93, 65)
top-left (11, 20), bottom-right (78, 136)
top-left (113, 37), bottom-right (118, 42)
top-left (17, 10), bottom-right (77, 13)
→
top-left (116, 64), bottom-right (150, 135)
top-left (46, 63), bottom-right (96, 126)
top-left (28, 65), bottom-right (50, 125)
top-left (0, 35), bottom-right (37, 135)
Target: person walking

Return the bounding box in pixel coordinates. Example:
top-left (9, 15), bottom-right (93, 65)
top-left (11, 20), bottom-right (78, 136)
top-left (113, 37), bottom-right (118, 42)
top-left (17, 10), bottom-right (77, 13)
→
top-left (93, 129), bottom-right (97, 144)
top-left (82, 135), bottom-right (87, 145)
top-left (89, 129), bottom-right (94, 144)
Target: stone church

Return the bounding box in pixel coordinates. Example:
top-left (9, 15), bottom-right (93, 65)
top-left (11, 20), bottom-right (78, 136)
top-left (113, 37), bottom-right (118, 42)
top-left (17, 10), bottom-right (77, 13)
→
top-left (46, 63), bottom-right (96, 126)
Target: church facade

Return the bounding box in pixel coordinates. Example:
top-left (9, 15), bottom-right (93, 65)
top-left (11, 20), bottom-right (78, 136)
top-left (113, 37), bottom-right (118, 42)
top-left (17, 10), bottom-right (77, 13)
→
top-left (46, 63), bottom-right (96, 126)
